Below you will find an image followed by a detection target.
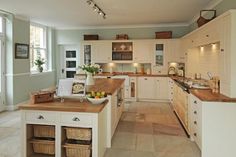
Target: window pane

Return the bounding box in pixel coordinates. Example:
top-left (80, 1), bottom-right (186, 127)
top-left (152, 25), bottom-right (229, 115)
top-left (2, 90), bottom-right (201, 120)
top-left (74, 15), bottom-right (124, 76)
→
top-left (30, 48), bottom-right (47, 71)
top-left (0, 17), bottom-right (3, 33)
top-left (30, 25), bottom-right (45, 48)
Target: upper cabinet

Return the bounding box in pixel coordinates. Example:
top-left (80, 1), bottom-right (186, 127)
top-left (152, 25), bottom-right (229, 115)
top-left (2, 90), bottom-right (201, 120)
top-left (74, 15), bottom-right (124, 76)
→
top-left (81, 41), bottom-right (112, 64)
top-left (81, 41), bottom-right (93, 65)
top-left (182, 10), bottom-right (236, 98)
top-left (112, 41), bottom-right (133, 61)
top-left (93, 41), bottom-right (112, 63)
top-left (133, 40), bottom-right (153, 63)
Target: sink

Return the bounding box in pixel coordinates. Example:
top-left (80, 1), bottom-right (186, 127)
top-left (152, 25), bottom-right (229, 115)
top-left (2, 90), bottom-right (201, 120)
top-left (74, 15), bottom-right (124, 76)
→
top-left (191, 84), bottom-right (210, 89)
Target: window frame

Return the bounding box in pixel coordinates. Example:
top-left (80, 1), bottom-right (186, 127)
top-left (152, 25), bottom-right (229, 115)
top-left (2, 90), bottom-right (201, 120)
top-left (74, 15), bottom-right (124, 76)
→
top-left (30, 22), bottom-right (49, 74)
top-left (0, 15), bottom-right (6, 37)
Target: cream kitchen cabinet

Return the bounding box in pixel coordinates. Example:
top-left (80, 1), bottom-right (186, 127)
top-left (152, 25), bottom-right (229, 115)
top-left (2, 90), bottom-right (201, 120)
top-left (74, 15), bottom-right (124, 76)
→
top-left (182, 10), bottom-right (236, 98)
top-left (167, 39), bottom-right (183, 63)
top-left (155, 77), bottom-right (169, 100)
top-left (172, 82), bottom-right (189, 133)
top-left (189, 94), bottom-right (202, 149)
top-left (81, 41), bottom-right (95, 65)
top-left (137, 77), bottom-right (156, 99)
top-left (137, 77), bottom-right (169, 100)
top-left (168, 78), bottom-right (174, 104)
top-left (133, 40), bottom-right (153, 63)
top-left (189, 94), bottom-right (236, 157)
top-left (81, 41), bottom-right (112, 64)
top-left (92, 41), bottom-right (112, 63)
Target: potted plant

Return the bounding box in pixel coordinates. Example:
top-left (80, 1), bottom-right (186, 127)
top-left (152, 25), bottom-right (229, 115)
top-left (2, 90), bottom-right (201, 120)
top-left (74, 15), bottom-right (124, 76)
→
top-left (34, 57), bottom-right (45, 73)
top-left (78, 64), bottom-right (100, 85)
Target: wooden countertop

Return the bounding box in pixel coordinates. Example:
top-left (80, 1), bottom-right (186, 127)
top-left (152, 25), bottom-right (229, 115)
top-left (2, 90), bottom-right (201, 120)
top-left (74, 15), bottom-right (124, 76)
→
top-left (170, 77), bottom-right (236, 102)
top-left (95, 72), bottom-right (168, 77)
top-left (19, 98), bottom-right (108, 113)
top-left (190, 89), bottom-right (236, 102)
top-left (86, 78), bottom-right (124, 94)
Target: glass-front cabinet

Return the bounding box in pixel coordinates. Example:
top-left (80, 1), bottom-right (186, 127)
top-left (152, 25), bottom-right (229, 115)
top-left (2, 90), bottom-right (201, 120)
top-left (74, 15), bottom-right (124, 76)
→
top-left (155, 43), bottom-right (164, 66)
top-left (83, 44), bottom-right (92, 65)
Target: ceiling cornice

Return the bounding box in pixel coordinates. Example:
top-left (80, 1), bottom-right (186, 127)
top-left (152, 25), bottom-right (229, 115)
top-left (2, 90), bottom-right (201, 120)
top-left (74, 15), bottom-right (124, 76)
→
top-left (56, 23), bottom-right (189, 30)
top-left (189, 0), bottom-right (223, 25)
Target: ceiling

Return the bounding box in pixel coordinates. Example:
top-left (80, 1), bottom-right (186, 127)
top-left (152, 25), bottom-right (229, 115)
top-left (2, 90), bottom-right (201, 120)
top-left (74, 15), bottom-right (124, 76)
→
top-left (0, 0), bottom-right (220, 29)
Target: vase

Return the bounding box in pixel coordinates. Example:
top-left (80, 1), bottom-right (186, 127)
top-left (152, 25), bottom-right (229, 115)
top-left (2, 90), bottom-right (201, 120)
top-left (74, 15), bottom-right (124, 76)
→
top-left (37, 66), bottom-right (43, 73)
top-left (86, 72), bottom-right (95, 86)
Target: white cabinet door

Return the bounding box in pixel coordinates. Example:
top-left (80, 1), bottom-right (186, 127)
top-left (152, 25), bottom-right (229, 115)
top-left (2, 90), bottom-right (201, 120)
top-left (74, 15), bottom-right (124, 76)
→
top-left (92, 41), bottom-right (112, 63)
top-left (81, 42), bottom-right (93, 65)
top-left (219, 15), bottom-right (231, 96)
top-left (168, 39), bottom-right (182, 63)
top-left (156, 77), bottom-right (169, 100)
top-left (137, 77), bottom-right (156, 99)
top-left (133, 40), bottom-right (153, 63)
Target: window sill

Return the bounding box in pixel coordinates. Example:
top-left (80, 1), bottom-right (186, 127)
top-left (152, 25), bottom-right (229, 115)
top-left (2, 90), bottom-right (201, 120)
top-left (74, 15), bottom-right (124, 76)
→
top-left (30, 70), bottom-right (55, 76)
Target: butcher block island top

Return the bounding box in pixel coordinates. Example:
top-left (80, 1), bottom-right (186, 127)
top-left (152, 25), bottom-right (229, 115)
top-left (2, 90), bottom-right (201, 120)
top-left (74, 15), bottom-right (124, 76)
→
top-left (87, 78), bottom-right (125, 95)
top-left (19, 98), bottom-right (108, 113)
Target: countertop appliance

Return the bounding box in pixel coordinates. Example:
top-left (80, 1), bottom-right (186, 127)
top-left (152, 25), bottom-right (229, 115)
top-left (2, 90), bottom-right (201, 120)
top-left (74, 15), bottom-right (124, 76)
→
top-left (168, 62), bottom-right (185, 77)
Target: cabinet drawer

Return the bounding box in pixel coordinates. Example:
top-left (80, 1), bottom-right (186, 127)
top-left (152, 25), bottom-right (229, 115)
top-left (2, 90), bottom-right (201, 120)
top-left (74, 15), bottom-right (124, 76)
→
top-left (191, 122), bottom-right (202, 149)
top-left (25, 111), bottom-right (57, 124)
top-left (61, 113), bottom-right (92, 127)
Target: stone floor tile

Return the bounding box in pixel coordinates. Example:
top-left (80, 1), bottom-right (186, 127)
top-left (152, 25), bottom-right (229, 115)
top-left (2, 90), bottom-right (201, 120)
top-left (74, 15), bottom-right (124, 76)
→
top-left (136, 134), bottom-right (155, 152)
top-left (105, 148), bottom-right (132, 157)
top-left (134, 122), bottom-right (153, 134)
top-left (112, 132), bottom-right (137, 150)
top-left (116, 121), bottom-right (135, 133)
top-left (130, 150), bottom-right (155, 157)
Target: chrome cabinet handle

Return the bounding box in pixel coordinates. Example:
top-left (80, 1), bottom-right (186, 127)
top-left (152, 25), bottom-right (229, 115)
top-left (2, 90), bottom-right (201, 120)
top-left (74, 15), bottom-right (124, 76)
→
top-left (72, 117), bottom-right (80, 122)
top-left (37, 115), bottom-right (44, 120)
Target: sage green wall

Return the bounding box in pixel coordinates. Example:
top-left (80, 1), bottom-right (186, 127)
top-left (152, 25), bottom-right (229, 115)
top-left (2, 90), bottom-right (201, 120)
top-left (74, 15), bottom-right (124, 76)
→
top-left (5, 17), bottom-right (56, 107)
top-left (56, 26), bottom-right (190, 44)
top-left (189, 0), bottom-right (236, 31)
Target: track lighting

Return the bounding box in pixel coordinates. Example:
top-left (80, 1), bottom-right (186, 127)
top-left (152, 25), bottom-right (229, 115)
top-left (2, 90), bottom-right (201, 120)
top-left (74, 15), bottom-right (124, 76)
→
top-left (85, 0), bottom-right (107, 19)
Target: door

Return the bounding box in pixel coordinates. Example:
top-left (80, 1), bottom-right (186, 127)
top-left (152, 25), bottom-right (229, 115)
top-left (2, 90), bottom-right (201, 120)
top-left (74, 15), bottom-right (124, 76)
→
top-left (60, 45), bottom-right (79, 79)
top-left (0, 39), bottom-right (5, 111)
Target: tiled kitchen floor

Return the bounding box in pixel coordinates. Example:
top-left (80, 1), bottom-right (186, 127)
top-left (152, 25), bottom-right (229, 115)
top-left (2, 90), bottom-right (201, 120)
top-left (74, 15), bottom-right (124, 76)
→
top-left (0, 102), bottom-right (200, 157)
top-left (105, 102), bottom-right (201, 157)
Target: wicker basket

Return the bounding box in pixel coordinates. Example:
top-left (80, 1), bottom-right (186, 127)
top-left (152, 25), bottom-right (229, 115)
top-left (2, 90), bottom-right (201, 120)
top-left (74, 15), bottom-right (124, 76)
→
top-left (64, 127), bottom-right (92, 141)
top-left (34, 125), bottom-right (55, 138)
top-left (29, 139), bottom-right (55, 155)
top-left (63, 143), bottom-right (91, 157)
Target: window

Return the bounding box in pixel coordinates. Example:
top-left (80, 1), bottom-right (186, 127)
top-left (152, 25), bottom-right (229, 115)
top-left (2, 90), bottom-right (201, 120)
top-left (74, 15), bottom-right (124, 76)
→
top-left (0, 17), bottom-right (3, 33)
top-left (30, 23), bottom-right (48, 72)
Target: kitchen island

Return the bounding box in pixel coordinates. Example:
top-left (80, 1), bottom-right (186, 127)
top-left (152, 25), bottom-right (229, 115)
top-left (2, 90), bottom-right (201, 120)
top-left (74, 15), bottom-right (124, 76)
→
top-left (19, 78), bottom-right (125, 157)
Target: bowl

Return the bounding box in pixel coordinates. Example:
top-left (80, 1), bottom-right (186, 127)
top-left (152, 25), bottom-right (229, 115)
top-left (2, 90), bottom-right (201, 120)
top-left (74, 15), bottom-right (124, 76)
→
top-left (87, 96), bottom-right (107, 105)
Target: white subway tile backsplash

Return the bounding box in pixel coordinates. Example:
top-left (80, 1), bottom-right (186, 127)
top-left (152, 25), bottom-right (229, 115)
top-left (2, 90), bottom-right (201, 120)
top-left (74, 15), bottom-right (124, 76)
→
top-left (187, 43), bottom-right (220, 80)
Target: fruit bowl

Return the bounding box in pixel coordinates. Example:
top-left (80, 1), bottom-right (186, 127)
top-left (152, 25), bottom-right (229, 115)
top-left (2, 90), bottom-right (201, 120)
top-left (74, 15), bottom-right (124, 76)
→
top-left (86, 91), bottom-right (107, 105)
top-left (87, 96), bottom-right (107, 105)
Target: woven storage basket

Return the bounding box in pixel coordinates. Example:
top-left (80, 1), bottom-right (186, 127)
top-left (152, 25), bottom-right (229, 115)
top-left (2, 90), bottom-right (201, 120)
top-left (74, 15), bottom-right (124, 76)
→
top-left (34, 125), bottom-right (55, 138)
top-left (29, 139), bottom-right (55, 155)
top-left (64, 127), bottom-right (92, 141)
top-left (63, 143), bottom-right (91, 157)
